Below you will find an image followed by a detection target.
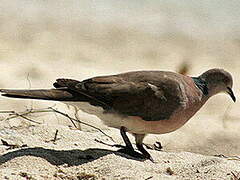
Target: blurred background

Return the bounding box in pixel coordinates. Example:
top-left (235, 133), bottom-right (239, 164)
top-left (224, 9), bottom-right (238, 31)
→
top-left (0, 0), bottom-right (239, 156)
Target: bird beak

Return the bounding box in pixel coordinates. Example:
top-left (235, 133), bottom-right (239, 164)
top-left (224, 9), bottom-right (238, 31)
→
top-left (227, 87), bottom-right (236, 102)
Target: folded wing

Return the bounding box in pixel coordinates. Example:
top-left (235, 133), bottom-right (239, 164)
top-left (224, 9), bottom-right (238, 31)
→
top-left (55, 72), bottom-right (185, 121)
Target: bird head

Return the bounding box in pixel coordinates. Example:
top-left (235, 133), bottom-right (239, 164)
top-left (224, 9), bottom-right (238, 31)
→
top-left (199, 68), bottom-right (236, 102)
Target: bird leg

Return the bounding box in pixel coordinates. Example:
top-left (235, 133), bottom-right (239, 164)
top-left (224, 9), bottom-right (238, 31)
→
top-left (120, 126), bottom-right (134, 150)
top-left (135, 134), bottom-right (154, 162)
top-left (117, 126), bottom-right (144, 159)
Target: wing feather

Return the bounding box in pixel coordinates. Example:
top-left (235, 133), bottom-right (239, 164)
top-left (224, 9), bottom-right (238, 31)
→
top-left (58, 72), bottom-right (185, 121)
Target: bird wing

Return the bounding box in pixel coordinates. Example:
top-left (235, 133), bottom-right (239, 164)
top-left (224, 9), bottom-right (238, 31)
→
top-left (54, 71), bottom-right (186, 121)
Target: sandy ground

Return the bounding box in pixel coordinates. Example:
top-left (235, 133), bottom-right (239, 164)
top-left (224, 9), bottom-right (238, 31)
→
top-left (0, 1), bottom-right (240, 179)
top-left (0, 124), bottom-right (240, 180)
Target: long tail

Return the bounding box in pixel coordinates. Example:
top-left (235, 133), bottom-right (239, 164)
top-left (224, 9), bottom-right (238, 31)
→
top-left (0, 88), bottom-right (78, 101)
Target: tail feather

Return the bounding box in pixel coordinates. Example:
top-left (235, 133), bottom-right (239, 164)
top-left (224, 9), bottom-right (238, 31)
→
top-left (0, 89), bottom-right (78, 101)
top-left (0, 88), bottom-right (110, 109)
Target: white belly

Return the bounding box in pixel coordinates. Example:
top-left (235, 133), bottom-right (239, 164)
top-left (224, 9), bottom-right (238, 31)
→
top-left (63, 101), bottom-right (191, 135)
top-left (64, 101), bottom-right (127, 130)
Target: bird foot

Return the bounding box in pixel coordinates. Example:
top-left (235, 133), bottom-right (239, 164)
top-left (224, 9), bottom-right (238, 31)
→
top-left (117, 147), bottom-right (144, 158)
top-left (117, 147), bottom-right (154, 162)
top-left (145, 141), bottom-right (162, 151)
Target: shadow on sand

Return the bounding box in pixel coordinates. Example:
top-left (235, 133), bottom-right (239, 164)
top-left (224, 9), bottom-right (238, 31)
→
top-left (0, 146), bottom-right (145, 166)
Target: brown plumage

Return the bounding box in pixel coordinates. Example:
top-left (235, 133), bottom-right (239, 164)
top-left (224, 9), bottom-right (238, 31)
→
top-left (0, 68), bottom-right (236, 161)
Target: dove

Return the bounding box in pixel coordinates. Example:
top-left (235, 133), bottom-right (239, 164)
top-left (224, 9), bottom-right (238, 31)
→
top-left (0, 68), bottom-right (236, 161)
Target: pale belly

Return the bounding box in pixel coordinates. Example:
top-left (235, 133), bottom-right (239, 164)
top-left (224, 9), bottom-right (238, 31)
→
top-left (64, 101), bottom-right (201, 134)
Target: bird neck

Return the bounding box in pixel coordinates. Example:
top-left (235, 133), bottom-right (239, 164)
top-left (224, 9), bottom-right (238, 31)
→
top-left (192, 77), bottom-right (208, 95)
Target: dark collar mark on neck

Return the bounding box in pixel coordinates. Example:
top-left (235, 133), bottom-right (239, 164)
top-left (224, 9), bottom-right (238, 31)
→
top-left (192, 77), bottom-right (208, 95)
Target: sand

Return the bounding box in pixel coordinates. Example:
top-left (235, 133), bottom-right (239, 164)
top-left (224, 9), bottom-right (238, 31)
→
top-left (0, 123), bottom-right (240, 180)
top-left (0, 1), bottom-right (240, 179)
